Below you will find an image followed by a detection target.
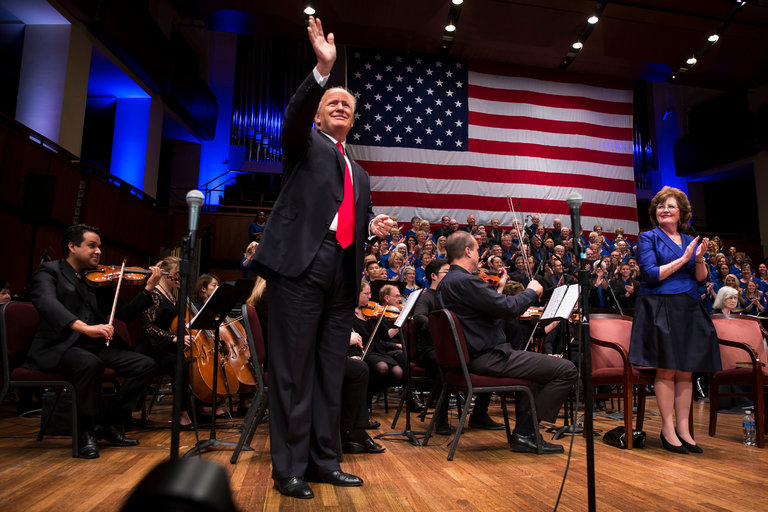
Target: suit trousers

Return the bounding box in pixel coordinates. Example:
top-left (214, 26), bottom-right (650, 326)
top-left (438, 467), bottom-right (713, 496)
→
top-left (267, 238), bottom-right (356, 478)
top-left (468, 345), bottom-right (577, 426)
top-left (54, 343), bottom-right (157, 424)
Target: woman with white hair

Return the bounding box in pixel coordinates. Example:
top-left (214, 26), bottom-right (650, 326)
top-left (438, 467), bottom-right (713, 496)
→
top-left (712, 285), bottom-right (740, 315)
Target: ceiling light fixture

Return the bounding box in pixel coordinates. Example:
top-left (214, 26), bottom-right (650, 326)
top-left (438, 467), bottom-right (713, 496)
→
top-left (708, 33), bottom-right (720, 43)
top-left (587, 15), bottom-right (599, 24)
top-left (452, 0), bottom-right (464, 4)
top-left (445, 24), bottom-right (456, 32)
top-left (686, 56), bottom-right (697, 65)
top-left (304, 6), bottom-right (315, 15)
top-left (572, 42), bottom-right (583, 50)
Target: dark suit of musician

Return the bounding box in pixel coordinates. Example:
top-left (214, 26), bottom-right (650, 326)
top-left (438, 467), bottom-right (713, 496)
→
top-left (253, 62), bottom-right (390, 480)
top-left (26, 259), bottom-right (157, 427)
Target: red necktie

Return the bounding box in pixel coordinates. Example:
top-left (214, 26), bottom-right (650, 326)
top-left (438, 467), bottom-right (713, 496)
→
top-left (335, 142), bottom-right (354, 249)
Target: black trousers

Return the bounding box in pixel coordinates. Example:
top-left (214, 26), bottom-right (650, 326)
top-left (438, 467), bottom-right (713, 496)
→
top-left (341, 358), bottom-right (369, 440)
top-left (266, 239), bottom-right (356, 478)
top-left (54, 344), bottom-right (157, 426)
top-left (469, 344), bottom-right (577, 426)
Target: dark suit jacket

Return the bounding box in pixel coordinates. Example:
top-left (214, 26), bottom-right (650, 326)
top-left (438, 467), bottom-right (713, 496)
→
top-left (253, 72), bottom-right (374, 289)
top-left (435, 265), bottom-right (538, 355)
top-left (25, 260), bottom-right (152, 370)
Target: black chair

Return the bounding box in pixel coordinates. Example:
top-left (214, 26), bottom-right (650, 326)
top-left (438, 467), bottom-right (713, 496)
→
top-left (230, 304), bottom-right (268, 463)
top-left (391, 319), bottom-right (435, 429)
top-left (423, 309), bottom-right (541, 460)
top-left (0, 301), bottom-right (118, 457)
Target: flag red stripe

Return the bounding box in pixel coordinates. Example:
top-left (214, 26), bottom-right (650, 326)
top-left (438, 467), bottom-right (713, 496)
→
top-left (359, 161), bottom-right (635, 194)
top-left (468, 139), bottom-right (634, 167)
top-left (370, 191), bottom-right (638, 221)
top-left (469, 111), bottom-right (633, 141)
top-left (469, 85), bottom-right (632, 116)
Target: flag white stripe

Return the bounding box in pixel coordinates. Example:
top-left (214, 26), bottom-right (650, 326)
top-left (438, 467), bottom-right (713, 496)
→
top-left (469, 98), bottom-right (633, 129)
top-left (349, 145), bottom-right (635, 182)
top-left (469, 125), bottom-right (634, 154)
top-left (469, 71), bottom-right (634, 104)
top-left (370, 177), bottom-right (636, 206)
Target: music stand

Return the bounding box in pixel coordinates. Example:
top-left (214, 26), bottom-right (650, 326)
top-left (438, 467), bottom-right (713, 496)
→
top-left (183, 284), bottom-right (249, 457)
top-left (375, 289), bottom-right (424, 446)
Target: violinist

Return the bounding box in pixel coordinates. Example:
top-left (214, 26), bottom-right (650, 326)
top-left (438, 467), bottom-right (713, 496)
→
top-left (353, 282), bottom-right (403, 423)
top-left (138, 256), bottom-right (194, 430)
top-left (435, 231), bottom-right (577, 454)
top-left (25, 224), bottom-right (161, 459)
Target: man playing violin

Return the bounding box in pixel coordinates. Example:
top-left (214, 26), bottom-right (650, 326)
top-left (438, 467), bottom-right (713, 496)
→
top-left (435, 231), bottom-right (577, 454)
top-left (24, 224), bottom-right (162, 459)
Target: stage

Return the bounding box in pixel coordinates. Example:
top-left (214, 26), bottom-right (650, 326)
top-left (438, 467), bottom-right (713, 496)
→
top-left (0, 394), bottom-right (764, 511)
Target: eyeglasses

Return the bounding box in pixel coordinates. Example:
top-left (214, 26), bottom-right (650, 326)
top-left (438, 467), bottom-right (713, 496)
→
top-left (438, 270), bottom-right (450, 274)
top-left (656, 205), bottom-right (679, 211)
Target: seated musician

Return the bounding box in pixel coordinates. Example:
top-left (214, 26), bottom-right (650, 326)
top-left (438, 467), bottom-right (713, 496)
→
top-left (342, 330), bottom-right (386, 454)
top-left (138, 256), bottom-right (193, 430)
top-left (413, 259), bottom-right (505, 433)
top-left (25, 224), bottom-right (161, 458)
top-left (435, 231), bottom-right (577, 454)
top-left (502, 281), bottom-right (563, 354)
top-left (378, 284), bottom-right (423, 412)
top-left (352, 282), bottom-right (403, 419)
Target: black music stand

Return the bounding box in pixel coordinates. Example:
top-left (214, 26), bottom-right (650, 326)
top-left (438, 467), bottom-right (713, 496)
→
top-left (375, 289), bottom-right (424, 447)
top-left (183, 284), bottom-right (249, 457)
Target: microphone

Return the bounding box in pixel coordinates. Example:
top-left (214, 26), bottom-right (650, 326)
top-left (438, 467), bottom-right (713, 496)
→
top-left (186, 190), bottom-right (205, 245)
top-left (566, 192), bottom-right (584, 262)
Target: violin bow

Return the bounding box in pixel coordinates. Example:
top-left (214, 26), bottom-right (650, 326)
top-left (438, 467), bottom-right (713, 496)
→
top-left (361, 312), bottom-right (387, 359)
top-left (106, 259), bottom-right (127, 346)
top-left (507, 196), bottom-right (533, 283)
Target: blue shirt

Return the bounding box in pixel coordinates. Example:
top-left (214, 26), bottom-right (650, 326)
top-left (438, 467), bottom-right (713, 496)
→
top-left (637, 227), bottom-right (700, 301)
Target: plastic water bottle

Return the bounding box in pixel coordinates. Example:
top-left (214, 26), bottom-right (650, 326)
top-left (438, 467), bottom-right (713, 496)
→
top-left (742, 410), bottom-right (756, 446)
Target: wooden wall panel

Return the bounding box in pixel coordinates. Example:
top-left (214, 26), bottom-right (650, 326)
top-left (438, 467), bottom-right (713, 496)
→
top-left (0, 136), bottom-right (51, 207)
top-left (48, 158), bottom-right (81, 224)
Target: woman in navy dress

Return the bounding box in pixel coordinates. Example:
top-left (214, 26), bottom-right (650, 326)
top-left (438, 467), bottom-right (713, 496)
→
top-left (629, 186), bottom-right (721, 454)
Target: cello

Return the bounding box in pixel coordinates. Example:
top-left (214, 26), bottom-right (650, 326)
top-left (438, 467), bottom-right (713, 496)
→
top-left (173, 301), bottom-right (240, 403)
top-left (218, 316), bottom-right (256, 387)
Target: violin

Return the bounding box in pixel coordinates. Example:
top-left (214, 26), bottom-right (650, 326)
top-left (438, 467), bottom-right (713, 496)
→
top-left (85, 265), bottom-right (175, 286)
top-left (361, 301), bottom-right (401, 320)
top-left (520, 306), bottom-right (544, 320)
top-left (475, 268), bottom-right (501, 285)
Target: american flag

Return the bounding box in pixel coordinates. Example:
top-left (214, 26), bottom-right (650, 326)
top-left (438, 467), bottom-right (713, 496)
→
top-left (345, 46), bottom-right (638, 236)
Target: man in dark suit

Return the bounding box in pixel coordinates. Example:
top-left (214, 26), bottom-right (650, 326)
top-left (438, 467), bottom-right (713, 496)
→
top-left (435, 231), bottom-right (577, 454)
top-left (252, 17), bottom-right (393, 499)
top-left (25, 224), bottom-right (161, 459)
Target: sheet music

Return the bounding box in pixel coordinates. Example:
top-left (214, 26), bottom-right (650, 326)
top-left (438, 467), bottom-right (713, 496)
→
top-left (541, 284), bottom-right (579, 321)
top-left (394, 288), bottom-right (423, 328)
top-left (556, 284), bottom-right (580, 319)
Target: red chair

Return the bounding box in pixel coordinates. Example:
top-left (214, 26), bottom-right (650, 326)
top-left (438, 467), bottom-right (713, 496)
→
top-left (589, 314), bottom-right (655, 449)
top-left (230, 304), bottom-right (268, 463)
top-left (0, 302), bottom-right (115, 457)
top-left (709, 314), bottom-right (766, 448)
top-left (423, 309), bottom-right (541, 460)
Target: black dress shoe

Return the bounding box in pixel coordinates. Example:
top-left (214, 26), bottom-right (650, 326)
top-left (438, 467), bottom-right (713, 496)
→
top-left (509, 431), bottom-right (564, 454)
top-left (660, 432), bottom-right (689, 454)
top-left (274, 477), bottom-right (314, 499)
top-left (469, 413), bottom-right (505, 430)
top-left (180, 422), bottom-right (196, 431)
top-left (97, 425), bottom-right (139, 446)
top-left (409, 392), bottom-right (425, 413)
top-left (305, 470), bottom-right (363, 487)
top-left (364, 420), bottom-right (381, 430)
top-left (343, 437), bottom-right (386, 454)
top-left (675, 430), bottom-right (703, 453)
top-left (78, 431), bottom-right (99, 459)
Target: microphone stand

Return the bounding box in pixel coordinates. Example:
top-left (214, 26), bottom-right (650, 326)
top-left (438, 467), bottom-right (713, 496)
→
top-left (170, 234), bottom-right (191, 460)
top-left (567, 193), bottom-right (596, 512)
top-left (603, 275), bottom-right (624, 316)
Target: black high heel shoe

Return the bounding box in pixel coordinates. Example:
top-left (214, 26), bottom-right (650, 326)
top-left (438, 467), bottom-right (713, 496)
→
top-left (660, 432), bottom-right (689, 454)
top-left (675, 430), bottom-right (703, 453)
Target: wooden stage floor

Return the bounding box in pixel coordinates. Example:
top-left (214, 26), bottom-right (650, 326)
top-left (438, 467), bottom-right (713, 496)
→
top-left (0, 394), bottom-right (765, 512)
